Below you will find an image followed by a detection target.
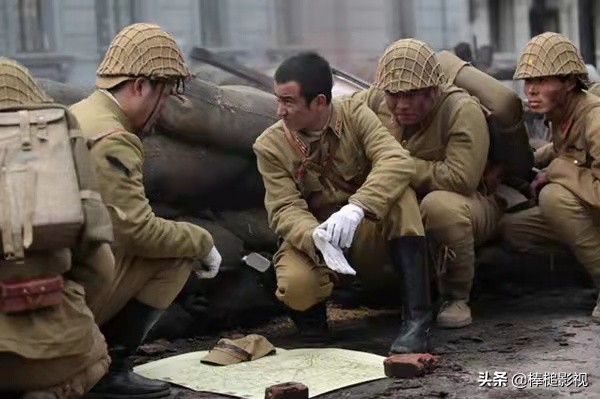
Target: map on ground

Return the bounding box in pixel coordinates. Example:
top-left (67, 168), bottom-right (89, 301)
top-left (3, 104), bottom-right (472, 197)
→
top-left (134, 347), bottom-right (387, 398)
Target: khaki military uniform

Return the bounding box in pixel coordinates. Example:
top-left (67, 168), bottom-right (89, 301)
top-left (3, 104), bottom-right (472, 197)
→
top-left (588, 82), bottom-right (600, 97)
top-left (0, 279), bottom-right (109, 397)
top-left (0, 56), bottom-right (113, 397)
top-left (253, 96), bottom-right (423, 311)
top-left (0, 244), bottom-right (113, 398)
top-left (502, 92), bottom-right (600, 284)
top-left (71, 90), bottom-right (215, 325)
top-left (354, 84), bottom-right (502, 300)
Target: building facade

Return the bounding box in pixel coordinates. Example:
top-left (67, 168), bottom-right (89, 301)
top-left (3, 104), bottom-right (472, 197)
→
top-left (467, 0), bottom-right (598, 69)
top-left (0, 0), bottom-right (595, 85)
top-left (0, 0), bottom-right (472, 84)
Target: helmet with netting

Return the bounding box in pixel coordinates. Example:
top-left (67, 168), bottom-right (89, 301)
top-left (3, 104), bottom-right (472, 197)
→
top-left (373, 38), bottom-right (445, 92)
top-left (0, 58), bottom-right (53, 109)
top-left (96, 23), bottom-right (192, 90)
top-left (514, 32), bottom-right (587, 79)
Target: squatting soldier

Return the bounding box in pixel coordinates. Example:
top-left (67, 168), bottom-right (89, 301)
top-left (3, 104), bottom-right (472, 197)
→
top-left (502, 32), bottom-right (600, 322)
top-left (355, 39), bottom-right (502, 328)
top-left (0, 59), bottom-right (113, 398)
top-left (71, 23), bottom-right (222, 398)
top-left (253, 52), bottom-right (432, 354)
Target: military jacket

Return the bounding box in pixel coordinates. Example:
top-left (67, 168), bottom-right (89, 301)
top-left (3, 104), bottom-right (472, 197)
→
top-left (253, 96), bottom-right (415, 261)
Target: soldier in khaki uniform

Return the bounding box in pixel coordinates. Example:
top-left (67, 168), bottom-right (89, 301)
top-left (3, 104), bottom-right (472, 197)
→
top-left (355, 39), bottom-right (502, 328)
top-left (71, 24), bottom-right (221, 398)
top-left (0, 59), bottom-right (112, 398)
top-left (254, 52), bottom-right (432, 354)
top-left (502, 32), bottom-right (600, 322)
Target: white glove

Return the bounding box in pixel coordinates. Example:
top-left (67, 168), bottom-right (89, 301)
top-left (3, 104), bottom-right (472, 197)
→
top-left (197, 246), bottom-right (222, 279)
top-left (312, 228), bottom-right (356, 275)
top-left (319, 204), bottom-right (365, 249)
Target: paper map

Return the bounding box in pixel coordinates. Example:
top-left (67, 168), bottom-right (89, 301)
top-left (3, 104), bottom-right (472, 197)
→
top-left (134, 347), bottom-right (387, 398)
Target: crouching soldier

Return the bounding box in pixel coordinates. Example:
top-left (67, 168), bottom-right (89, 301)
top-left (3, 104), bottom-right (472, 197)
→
top-left (355, 39), bottom-right (501, 329)
top-left (0, 58), bottom-right (114, 398)
top-left (71, 23), bottom-right (222, 398)
top-left (502, 32), bottom-right (600, 322)
top-left (253, 52), bottom-right (432, 354)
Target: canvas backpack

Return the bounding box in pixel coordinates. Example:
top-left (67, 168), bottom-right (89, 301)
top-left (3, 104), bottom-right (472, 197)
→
top-left (0, 103), bottom-right (112, 313)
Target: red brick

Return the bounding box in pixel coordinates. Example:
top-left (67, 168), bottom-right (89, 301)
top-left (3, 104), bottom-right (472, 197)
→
top-left (264, 382), bottom-right (309, 399)
top-left (383, 353), bottom-right (439, 378)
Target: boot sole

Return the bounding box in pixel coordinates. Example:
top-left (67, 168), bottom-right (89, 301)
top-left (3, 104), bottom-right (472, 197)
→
top-left (84, 390), bottom-right (170, 399)
top-left (436, 317), bottom-right (472, 329)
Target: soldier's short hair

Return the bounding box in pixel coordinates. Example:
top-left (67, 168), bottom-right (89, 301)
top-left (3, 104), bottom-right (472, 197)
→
top-left (274, 52), bottom-right (333, 105)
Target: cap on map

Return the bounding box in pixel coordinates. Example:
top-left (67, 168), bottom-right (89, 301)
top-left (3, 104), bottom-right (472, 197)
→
top-left (201, 334), bottom-right (276, 366)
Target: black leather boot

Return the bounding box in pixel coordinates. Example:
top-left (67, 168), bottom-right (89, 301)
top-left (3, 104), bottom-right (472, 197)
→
top-left (289, 302), bottom-right (332, 343)
top-left (389, 236), bottom-right (433, 354)
top-left (87, 299), bottom-right (170, 398)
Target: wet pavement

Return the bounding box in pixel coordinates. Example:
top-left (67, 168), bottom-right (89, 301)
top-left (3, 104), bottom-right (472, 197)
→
top-left (135, 285), bottom-right (600, 399)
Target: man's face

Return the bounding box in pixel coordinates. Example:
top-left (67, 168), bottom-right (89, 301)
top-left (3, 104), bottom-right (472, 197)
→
top-left (523, 76), bottom-right (571, 115)
top-left (274, 81), bottom-right (321, 131)
top-left (385, 87), bottom-right (437, 126)
top-left (143, 81), bottom-right (174, 133)
top-left (130, 78), bottom-right (174, 133)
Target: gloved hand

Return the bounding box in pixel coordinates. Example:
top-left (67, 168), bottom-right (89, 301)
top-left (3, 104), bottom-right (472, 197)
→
top-left (312, 228), bottom-right (356, 275)
top-left (319, 204), bottom-right (365, 249)
top-left (197, 246), bottom-right (222, 279)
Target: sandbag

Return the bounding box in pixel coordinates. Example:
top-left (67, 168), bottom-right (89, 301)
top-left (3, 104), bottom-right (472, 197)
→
top-left (157, 78), bottom-right (278, 155)
top-left (437, 50), bottom-right (533, 180)
top-left (148, 263), bottom-right (280, 339)
top-left (216, 208), bottom-right (277, 252)
top-left (203, 159), bottom-right (266, 211)
top-left (191, 64), bottom-right (258, 87)
top-left (177, 216), bottom-right (245, 271)
top-left (37, 79), bottom-right (93, 106)
top-left (143, 133), bottom-right (253, 209)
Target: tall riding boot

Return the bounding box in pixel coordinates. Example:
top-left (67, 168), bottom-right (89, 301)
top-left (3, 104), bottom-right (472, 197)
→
top-left (389, 236), bottom-right (433, 354)
top-left (289, 302), bottom-right (332, 343)
top-left (87, 299), bottom-right (170, 398)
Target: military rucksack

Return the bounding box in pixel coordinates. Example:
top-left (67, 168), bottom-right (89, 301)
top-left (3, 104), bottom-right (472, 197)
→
top-left (437, 50), bottom-right (534, 181)
top-left (0, 103), bottom-right (112, 313)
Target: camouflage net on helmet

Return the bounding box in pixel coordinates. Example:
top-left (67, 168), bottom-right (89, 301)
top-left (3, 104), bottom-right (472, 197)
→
top-left (374, 38), bottom-right (445, 92)
top-left (0, 58), bottom-right (52, 108)
top-left (96, 23), bottom-right (192, 87)
top-left (514, 32), bottom-right (587, 79)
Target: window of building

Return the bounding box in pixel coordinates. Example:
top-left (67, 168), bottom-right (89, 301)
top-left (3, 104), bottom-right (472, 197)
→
top-left (200, 0), bottom-right (229, 47)
top-left (528, 0), bottom-right (560, 37)
top-left (489, 0), bottom-right (515, 52)
top-left (96, 0), bottom-right (137, 57)
top-left (274, 0), bottom-right (302, 46)
top-left (17, 0), bottom-right (56, 53)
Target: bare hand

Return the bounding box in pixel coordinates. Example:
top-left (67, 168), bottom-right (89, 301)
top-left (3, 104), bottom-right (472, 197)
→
top-left (530, 172), bottom-right (548, 198)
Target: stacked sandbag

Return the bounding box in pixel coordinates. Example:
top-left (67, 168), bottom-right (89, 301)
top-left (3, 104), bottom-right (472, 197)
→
top-left (37, 78), bottom-right (93, 106)
top-left (157, 78), bottom-right (278, 155)
top-left (142, 133), bottom-right (263, 208)
top-left (191, 63), bottom-right (260, 87)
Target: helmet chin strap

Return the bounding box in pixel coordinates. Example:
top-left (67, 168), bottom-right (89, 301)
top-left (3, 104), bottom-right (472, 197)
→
top-left (140, 82), bottom-right (167, 137)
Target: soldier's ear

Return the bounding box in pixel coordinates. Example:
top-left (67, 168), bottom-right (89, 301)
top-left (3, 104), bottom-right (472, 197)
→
top-left (565, 77), bottom-right (577, 92)
top-left (315, 93), bottom-right (327, 107)
top-left (131, 78), bottom-right (147, 97)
